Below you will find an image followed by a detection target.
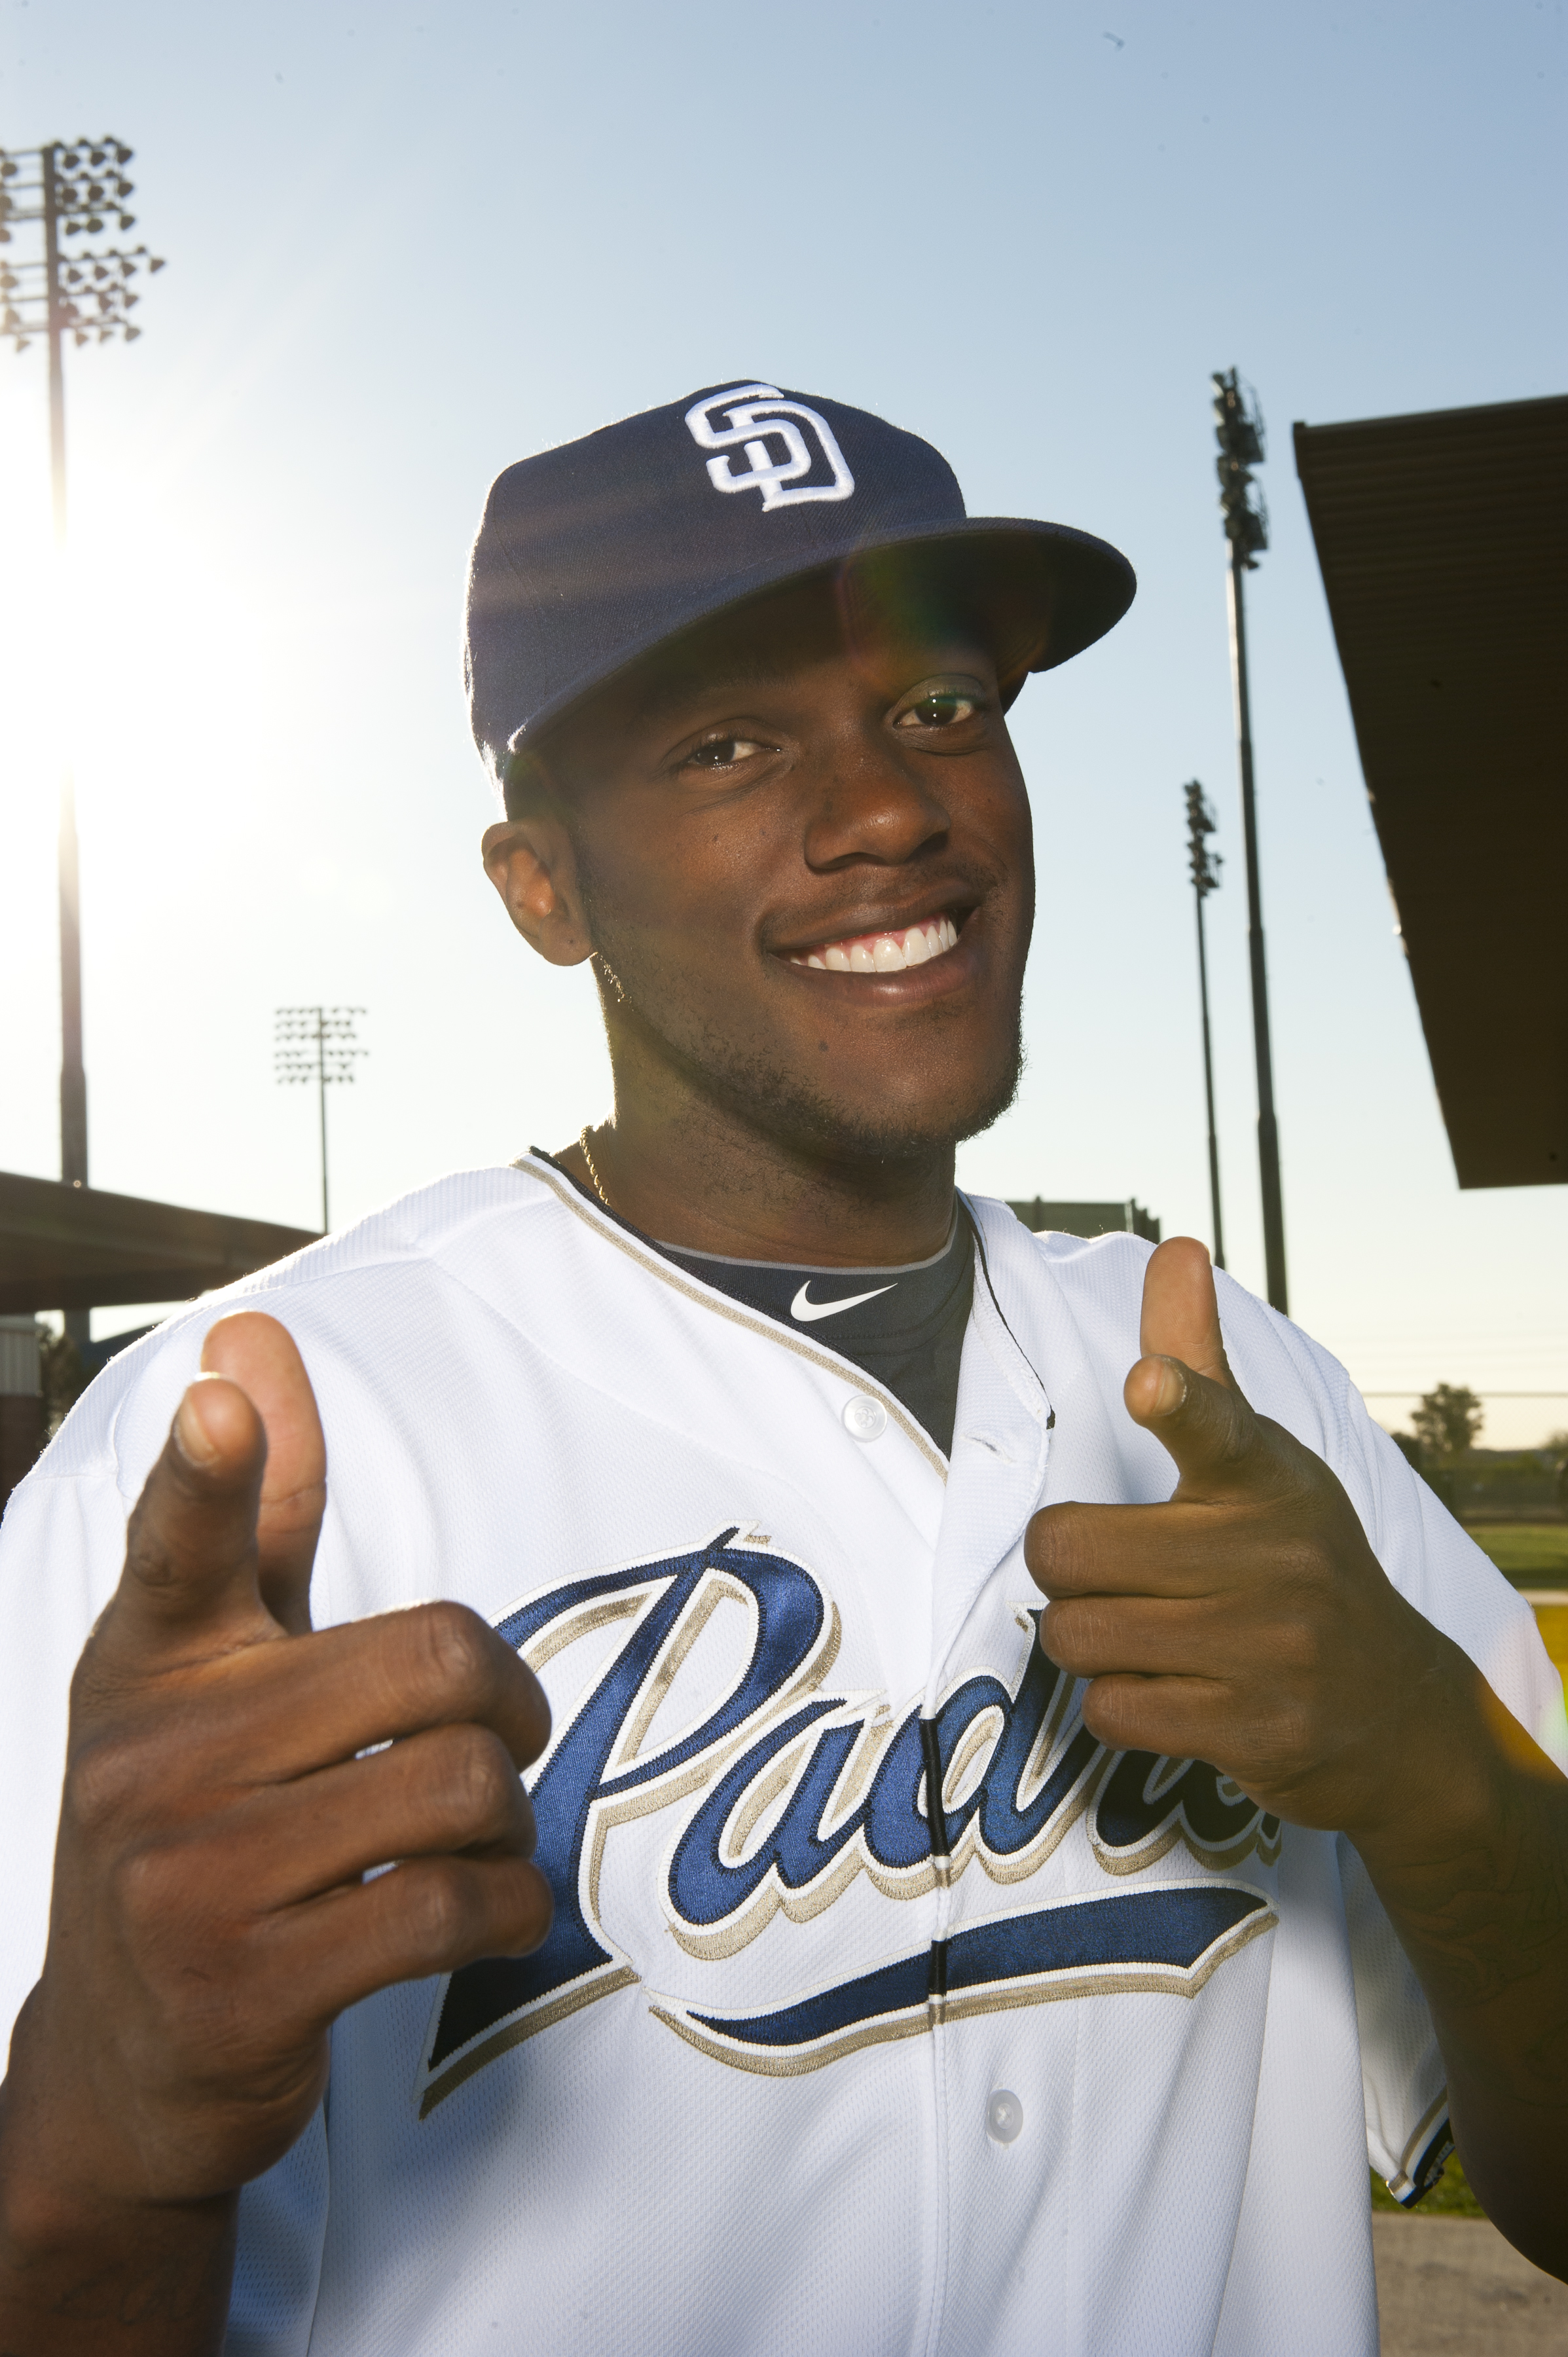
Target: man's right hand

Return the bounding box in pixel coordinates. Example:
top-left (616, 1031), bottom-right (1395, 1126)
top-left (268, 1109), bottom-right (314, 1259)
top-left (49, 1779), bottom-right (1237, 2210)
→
top-left (0, 1311), bottom-right (553, 2353)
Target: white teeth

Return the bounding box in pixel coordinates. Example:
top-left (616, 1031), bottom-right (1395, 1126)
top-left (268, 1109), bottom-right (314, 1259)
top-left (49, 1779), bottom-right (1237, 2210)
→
top-left (791, 914), bottom-right (962, 974)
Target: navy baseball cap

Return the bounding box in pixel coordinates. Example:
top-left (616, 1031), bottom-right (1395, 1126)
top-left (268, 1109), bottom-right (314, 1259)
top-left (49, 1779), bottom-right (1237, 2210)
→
top-left (465, 379), bottom-right (1136, 798)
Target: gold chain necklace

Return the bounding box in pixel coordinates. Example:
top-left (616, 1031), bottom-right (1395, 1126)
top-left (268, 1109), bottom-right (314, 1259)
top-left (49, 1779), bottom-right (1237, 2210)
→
top-left (577, 1125), bottom-right (613, 1209)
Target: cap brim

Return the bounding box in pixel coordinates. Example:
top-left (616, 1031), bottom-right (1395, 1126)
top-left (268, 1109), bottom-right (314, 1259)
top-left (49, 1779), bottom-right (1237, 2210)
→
top-left (837, 517), bottom-right (1137, 685)
top-left (505, 515), bottom-right (1135, 773)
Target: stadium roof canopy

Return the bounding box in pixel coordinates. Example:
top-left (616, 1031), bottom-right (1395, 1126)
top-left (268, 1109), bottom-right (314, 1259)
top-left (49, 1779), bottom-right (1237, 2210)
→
top-left (1294, 392), bottom-right (1568, 1189)
top-left (0, 1170), bottom-right (318, 1314)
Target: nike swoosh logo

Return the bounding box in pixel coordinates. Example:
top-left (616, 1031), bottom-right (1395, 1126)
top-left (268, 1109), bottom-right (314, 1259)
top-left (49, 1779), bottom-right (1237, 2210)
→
top-left (790, 1280), bottom-right (896, 1323)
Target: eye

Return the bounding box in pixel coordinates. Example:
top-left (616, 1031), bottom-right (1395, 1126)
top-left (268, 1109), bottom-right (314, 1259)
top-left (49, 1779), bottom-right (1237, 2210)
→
top-left (681, 733), bottom-right (770, 772)
top-left (894, 689), bottom-right (981, 731)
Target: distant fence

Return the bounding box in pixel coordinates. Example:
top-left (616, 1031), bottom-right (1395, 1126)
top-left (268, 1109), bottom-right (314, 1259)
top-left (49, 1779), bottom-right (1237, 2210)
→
top-left (1422, 1469), bottom-right (1565, 1521)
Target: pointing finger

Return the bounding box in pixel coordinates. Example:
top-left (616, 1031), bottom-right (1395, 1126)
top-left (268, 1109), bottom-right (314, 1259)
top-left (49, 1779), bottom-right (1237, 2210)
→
top-left (1124, 1355), bottom-right (1264, 1493)
top-left (103, 1373), bottom-right (276, 1662)
top-left (1137, 1235), bottom-right (1235, 1387)
top-left (1126, 1237), bottom-right (1266, 1493)
top-left (158, 1601), bottom-right (553, 1787)
top-left (202, 1313), bottom-right (326, 1635)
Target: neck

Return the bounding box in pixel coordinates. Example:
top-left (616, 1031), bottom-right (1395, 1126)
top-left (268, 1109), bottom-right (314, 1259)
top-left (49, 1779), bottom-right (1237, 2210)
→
top-left (562, 1065), bottom-right (957, 1270)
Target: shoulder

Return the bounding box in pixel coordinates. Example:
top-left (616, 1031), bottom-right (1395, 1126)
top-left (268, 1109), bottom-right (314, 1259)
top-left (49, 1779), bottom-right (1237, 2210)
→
top-left (965, 1195), bottom-right (1357, 1440)
top-left (968, 1199), bottom-right (1152, 1321)
top-left (964, 1197), bottom-right (1402, 1533)
top-left (26, 1160), bottom-right (575, 1501)
top-left (964, 1196), bottom-right (1555, 1749)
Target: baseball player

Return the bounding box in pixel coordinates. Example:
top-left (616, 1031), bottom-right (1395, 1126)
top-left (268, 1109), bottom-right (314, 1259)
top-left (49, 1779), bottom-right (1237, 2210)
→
top-left (1, 381), bottom-right (1565, 2357)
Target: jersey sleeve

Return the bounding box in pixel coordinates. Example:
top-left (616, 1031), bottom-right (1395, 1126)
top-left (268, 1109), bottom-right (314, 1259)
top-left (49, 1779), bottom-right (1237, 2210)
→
top-left (0, 1314), bottom-right (216, 2050)
top-left (223, 2110), bottom-right (329, 2356)
top-left (1, 1326), bottom-right (334, 2348)
top-left (1347, 1404), bottom-right (1565, 2201)
top-left (1338, 1835), bottom-right (1453, 2201)
top-left (0, 1457), bottom-right (132, 2049)
top-left (1217, 1274), bottom-right (1567, 2202)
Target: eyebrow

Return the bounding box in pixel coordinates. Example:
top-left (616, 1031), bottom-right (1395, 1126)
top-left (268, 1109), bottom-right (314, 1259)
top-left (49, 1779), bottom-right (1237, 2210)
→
top-left (628, 638), bottom-right (993, 735)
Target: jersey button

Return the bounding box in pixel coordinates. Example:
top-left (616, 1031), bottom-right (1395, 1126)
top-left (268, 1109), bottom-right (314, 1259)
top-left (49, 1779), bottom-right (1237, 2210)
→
top-left (986, 2089), bottom-right (1024, 2145)
top-left (843, 1396), bottom-right (887, 1441)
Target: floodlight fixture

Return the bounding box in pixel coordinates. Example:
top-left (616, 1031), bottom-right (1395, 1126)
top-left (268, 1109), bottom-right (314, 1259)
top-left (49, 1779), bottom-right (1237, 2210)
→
top-left (0, 134), bottom-right (166, 1343)
top-left (275, 1008), bottom-right (369, 1233)
top-left (1212, 367), bottom-right (1269, 570)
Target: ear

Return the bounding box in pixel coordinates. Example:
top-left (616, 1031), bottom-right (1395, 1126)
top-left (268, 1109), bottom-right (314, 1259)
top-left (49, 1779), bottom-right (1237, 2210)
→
top-left (481, 814), bottom-right (595, 968)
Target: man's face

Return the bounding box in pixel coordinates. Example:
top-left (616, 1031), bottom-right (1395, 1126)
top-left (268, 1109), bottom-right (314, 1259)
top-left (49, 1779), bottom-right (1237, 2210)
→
top-left (524, 574), bottom-right (1035, 1164)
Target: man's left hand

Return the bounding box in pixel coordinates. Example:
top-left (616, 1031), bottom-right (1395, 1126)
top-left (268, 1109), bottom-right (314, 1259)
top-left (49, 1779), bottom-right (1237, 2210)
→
top-left (1025, 1235), bottom-right (1469, 1842)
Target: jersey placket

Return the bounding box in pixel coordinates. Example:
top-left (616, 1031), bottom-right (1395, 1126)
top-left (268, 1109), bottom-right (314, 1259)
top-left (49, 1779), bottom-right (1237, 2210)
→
top-left (919, 1257), bottom-right (1055, 2357)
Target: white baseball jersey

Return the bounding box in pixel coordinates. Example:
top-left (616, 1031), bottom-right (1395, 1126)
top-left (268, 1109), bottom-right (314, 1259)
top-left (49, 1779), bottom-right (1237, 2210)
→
top-left (1, 1158), bottom-right (1559, 2357)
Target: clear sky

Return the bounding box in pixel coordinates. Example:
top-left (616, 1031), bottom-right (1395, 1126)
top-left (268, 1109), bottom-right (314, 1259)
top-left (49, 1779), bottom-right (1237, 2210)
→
top-left (0, 0), bottom-right (1563, 1444)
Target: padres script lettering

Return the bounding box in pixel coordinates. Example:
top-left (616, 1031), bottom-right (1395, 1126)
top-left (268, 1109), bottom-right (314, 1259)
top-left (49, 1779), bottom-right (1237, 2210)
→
top-left (417, 1530), bottom-right (1279, 2113)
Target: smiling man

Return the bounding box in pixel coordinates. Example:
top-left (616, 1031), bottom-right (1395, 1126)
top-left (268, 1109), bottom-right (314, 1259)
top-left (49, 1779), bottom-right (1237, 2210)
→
top-left (2, 382), bottom-right (1567, 2357)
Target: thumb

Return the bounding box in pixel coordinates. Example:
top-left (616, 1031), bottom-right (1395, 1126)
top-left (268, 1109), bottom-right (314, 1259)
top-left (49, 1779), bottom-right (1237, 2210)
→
top-left (1125, 1237), bottom-right (1258, 1489)
top-left (201, 1313), bottom-right (325, 1635)
top-left (1137, 1235), bottom-right (1233, 1384)
top-left (105, 1374), bottom-right (272, 1662)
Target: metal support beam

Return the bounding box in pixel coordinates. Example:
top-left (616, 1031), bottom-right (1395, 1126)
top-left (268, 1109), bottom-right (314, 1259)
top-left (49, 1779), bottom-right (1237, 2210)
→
top-left (1226, 547), bottom-right (1287, 1313)
top-left (1213, 368), bottom-right (1288, 1314)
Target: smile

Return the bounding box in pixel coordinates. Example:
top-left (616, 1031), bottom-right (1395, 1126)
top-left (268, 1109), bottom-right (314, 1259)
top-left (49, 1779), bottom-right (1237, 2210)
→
top-left (786, 914), bottom-right (960, 974)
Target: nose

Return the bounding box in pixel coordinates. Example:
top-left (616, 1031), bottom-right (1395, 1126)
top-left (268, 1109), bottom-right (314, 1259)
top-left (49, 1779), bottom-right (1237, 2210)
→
top-left (801, 725), bottom-right (951, 872)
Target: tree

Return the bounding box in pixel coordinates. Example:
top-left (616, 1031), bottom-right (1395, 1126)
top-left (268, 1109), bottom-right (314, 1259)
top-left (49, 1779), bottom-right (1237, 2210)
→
top-left (1549, 1431), bottom-right (1568, 1510)
top-left (1409, 1385), bottom-right (1484, 1472)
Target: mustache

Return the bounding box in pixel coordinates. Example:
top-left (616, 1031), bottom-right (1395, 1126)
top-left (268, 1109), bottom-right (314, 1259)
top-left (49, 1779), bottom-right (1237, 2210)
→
top-left (763, 862), bottom-right (1007, 958)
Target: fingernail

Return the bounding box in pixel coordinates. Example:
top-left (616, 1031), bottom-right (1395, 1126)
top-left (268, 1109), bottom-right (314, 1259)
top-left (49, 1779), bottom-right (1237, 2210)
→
top-left (1154, 1358), bottom-right (1189, 1416)
top-left (173, 1387), bottom-right (221, 1466)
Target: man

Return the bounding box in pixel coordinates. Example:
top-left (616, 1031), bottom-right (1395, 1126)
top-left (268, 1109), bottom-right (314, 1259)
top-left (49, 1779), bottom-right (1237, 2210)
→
top-left (1, 380), bottom-right (1565, 2357)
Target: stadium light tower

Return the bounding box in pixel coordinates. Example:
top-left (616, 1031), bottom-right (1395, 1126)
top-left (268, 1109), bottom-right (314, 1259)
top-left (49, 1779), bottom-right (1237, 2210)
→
top-left (1184, 781), bottom-right (1226, 1271)
top-left (1212, 367), bottom-right (1286, 1313)
top-left (275, 1008), bottom-right (367, 1233)
top-left (0, 136), bottom-right (166, 1346)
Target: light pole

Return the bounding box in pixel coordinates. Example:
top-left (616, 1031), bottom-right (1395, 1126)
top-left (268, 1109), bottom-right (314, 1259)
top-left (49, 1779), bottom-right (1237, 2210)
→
top-left (1184, 780), bottom-right (1226, 1271)
top-left (275, 1008), bottom-right (367, 1234)
top-left (0, 136), bottom-right (166, 1349)
top-left (1212, 367), bottom-right (1287, 1315)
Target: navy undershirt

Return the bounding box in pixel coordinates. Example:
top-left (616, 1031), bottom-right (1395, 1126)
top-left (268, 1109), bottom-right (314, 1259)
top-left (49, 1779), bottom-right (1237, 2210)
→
top-left (535, 1152), bottom-right (975, 1457)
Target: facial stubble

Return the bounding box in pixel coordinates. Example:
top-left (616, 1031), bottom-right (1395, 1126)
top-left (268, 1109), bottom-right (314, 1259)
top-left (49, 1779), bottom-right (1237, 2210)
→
top-left (576, 864), bottom-right (1026, 1167)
